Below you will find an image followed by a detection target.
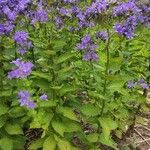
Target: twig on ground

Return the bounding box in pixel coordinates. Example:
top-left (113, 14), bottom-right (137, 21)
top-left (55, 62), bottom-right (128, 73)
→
top-left (134, 128), bottom-right (150, 146)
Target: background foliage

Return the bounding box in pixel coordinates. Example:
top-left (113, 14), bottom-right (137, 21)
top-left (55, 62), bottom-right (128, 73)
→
top-left (0, 0), bottom-right (150, 149)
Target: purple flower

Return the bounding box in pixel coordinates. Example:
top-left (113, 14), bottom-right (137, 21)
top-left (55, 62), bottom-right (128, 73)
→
top-left (35, 9), bottom-right (49, 23)
top-left (77, 35), bottom-right (98, 61)
top-left (54, 16), bottom-right (63, 29)
top-left (0, 24), bottom-right (5, 36)
top-left (83, 51), bottom-right (99, 61)
top-left (76, 11), bottom-right (85, 21)
top-left (114, 23), bottom-right (125, 35)
top-left (113, 1), bottom-right (140, 16)
top-left (114, 15), bottom-right (138, 39)
top-left (40, 94), bottom-right (48, 101)
top-left (138, 78), bottom-right (149, 89)
top-left (96, 31), bottom-right (108, 41)
top-left (127, 80), bottom-right (136, 89)
top-left (140, 83), bottom-right (149, 89)
top-left (18, 90), bottom-right (36, 109)
top-left (13, 31), bottom-right (28, 46)
top-left (59, 8), bottom-right (72, 17)
top-left (18, 48), bottom-right (27, 55)
top-left (8, 59), bottom-right (34, 79)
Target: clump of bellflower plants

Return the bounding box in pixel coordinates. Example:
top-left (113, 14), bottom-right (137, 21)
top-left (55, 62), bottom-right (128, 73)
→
top-left (0, 0), bottom-right (150, 149)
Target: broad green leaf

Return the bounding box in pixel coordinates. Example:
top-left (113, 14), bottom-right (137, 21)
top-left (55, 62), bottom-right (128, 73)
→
top-left (59, 107), bottom-right (78, 121)
top-left (64, 121), bottom-right (81, 133)
top-left (0, 116), bottom-right (6, 128)
top-left (57, 139), bottom-right (72, 150)
top-left (43, 136), bottom-right (57, 150)
top-left (0, 104), bottom-right (8, 116)
top-left (5, 123), bottom-right (23, 135)
top-left (53, 40), bottom-right (66, 49)
top-left (80, 104), bottom-right (100, 117)
top-left (54, 53), bottom-right (75, 64)
top-left (31, 71), bottom-right (52, 81)
top-left (44, 50), bottom-right (56, 56)
top-left (12, 136), bottom-right (26, 150)
top-left (51, 120), bottom-right (66, 136)
top-left (0, 138), bottom-right (13, 150)
top-left (86, 133), bottom-right (99, 143)
top-left (39, 100), bottom-right (57, 107)
top-left (0, 90), bottom-right (12, 97)
top-left (99, 133), bottom-right (118, 150)
top-left (29, 138), bottom-right (45, 150)
top-left (99, 117), bottom-right (118, 138)
top-left (32, 78), bottom-right (50, 90)
top-left (8, 107), bottom-right (26, 118)
top-left (60, 86), bottom-right (77, 96)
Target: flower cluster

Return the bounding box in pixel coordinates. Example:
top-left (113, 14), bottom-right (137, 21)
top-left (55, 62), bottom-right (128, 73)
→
top-left (113, 0), bottom-right (140, 16)
top-left (114, 15), bottom-right (138, 39)
top-left (18, 91), bottom-right (36, 109)
top-left (127, 78), bottom-right (149, 89)
top-left (18, 91), bottom-right (48, 109)
top-left (96, 31), bottom-right (108, 41)
top-left (8, 59), bottom-right (34, 79)
top-left (77, 35), bottom-right (98, 61)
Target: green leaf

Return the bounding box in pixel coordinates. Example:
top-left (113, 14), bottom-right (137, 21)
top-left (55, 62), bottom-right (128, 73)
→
top-left (8, 107), bottom-right (26, 118)
top-left (39, 100), bottom-right (57, 107)
top-left (32, 78), bottom-right (50, 90)
top-left (57, 139), bottom-right (72, 150)
top-left (99, 117), bottom-right (118, 138)
top-left (54, 53), bottom-right (75, 64)
top-left (29, 138), bottom-right (45, 150)
top-left (51, 120), bottom-right (66, 136)
top-left (31, 71), bottom-right (52, 81)
top-left (5, 123), bottom-right (23, 135)
top-left (86, 133), bottom-right (99, 143)
top-left (0, 138), bottom-right (13, 150)
top-left (80, 104), bottom-right (100, 117)
top-left (53, 40), bottom-right (66, 49)
top-left (60, 86), bottom-right (77, 96)
top-left (0, 104), bottom-right (8, 116)
top-left (64, 121), bottom-right (81, 133)
top-left (43, 136), bottom-right (57, 150)
top-left (0, 116), bottom-right (7, 128)
top-left (99, 133), bottom-right (118, 150)
top-left (59, 107), bottom-right (78, 121)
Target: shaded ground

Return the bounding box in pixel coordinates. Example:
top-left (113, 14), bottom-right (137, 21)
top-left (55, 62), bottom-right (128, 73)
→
top-left (24, 106), bottom-right (150, 150)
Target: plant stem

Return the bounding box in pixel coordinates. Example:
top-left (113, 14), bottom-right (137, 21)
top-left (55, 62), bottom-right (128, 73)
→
top-left (100, 29), bottom-right (110, 116)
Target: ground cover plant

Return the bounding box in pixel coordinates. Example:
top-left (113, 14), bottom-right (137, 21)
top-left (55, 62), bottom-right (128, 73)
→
top-left (0, 0), bottom-right (150, 149)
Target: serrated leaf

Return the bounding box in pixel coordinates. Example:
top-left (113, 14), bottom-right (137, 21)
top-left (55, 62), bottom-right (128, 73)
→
top-left (80, 104), bottom-right (100, 117)
top-left (57, 139), bottom-right (71, 150)
top-left (86, 133), bottom-right (99, 143)
top-left (0, 116), bottom-right (7, 128)
top-left (53, 40), bottom-right (66, 49)
top-left (5, 124), bottom-right (23, 135)
top-left (8, 107), bottom-right (26, 118)
top-left (0, 138), bottom-right (13, 150)
top-left (0, 104), bottom-right (8, 116)
top-left (51, 120), bottom-right (66, 136)
top-left (64, 121), bottom-right (81, 133)
top-left (29, 138), bottom-right (45, 150)
top-left (39, 100), bottom-right (57, 107)
top-left (44, 50), bottom-right (56, 56)
top-left (99, 117), bottom-right (118, 138)
top-left (31, 71), bottom-right (51, 81)
top-left (43, 136), bottom-right (57, 150)
top-left (54, 53), bottom-right (75, 64)
top-left (59, 107), bottom-right (78, 121)
top-left (99, 133), bottom-right (118, 150)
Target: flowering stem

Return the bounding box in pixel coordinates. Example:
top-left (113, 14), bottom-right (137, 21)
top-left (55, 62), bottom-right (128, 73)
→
top-left (0, 44), bottom-right (4, 90)
top-left (101, 29), bottom-right (110, 116)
